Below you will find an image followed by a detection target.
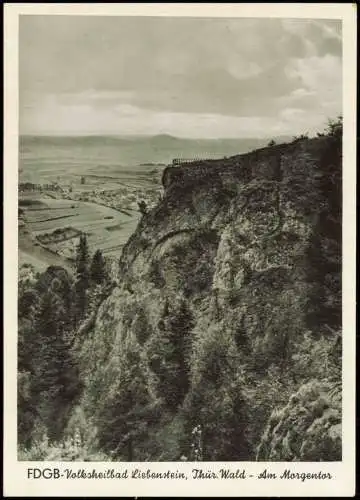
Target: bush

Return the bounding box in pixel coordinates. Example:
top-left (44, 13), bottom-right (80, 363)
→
top-left (18, 431), bottom-right (111, 461)
top-left (291, 330), bottom-right (341, 384)
top-left (326, 115), bottom-right (342, 137)
top-left (292, 133), bottom-right (309, 142)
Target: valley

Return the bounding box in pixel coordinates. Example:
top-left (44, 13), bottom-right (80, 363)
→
top-left (18, 134), bottom-right (273, 273)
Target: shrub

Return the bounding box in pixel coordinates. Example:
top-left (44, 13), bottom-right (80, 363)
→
top-left (326, 115), bottom-right (343, 137)
top-left (292, 133), bottom-right (309, 142)
top-left (18, 431), bottom-right (111, 461)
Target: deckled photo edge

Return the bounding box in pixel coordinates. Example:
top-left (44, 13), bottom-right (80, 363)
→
top-left (3, 3), bottom-right (357, 498)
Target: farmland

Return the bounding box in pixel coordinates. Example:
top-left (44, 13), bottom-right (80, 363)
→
top-left (19, 195), bottom-right (143, 272)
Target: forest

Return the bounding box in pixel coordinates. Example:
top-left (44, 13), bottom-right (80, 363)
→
top-left (18, 118), bottom-right (342, 461)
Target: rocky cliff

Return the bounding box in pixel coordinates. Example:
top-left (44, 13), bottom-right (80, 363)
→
top-left (72, 133), bottom-right (342, 461)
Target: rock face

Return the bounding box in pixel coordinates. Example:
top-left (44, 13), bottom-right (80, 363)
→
top-left (120, 135), bottom-right (341, 330)
top-left (75, 135), bottom-right (342, 460)
top-left (256, 380), bottom-right (342, 461)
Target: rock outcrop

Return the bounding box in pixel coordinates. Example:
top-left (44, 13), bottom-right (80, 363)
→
top-left (75, 134), bottom-right (342, 460)
top-left (256, 380), bottom-right (342, 461)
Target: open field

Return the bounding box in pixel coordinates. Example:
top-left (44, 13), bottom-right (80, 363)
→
top-left (20, 196), bottom-right (141, 264)
top-left (25, 198), bottom-right (131, 232)
top-left (18, 231), bottom-right (74, 273)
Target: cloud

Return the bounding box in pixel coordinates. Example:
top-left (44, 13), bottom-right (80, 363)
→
top-left (282, 53), bottom-right (342, 120)
top-left (19, 16), bottom-right (342, 137)
top-left (20, 90), bottom-right (333, 139)
top-left (286, 54), bottom-right (342, 91)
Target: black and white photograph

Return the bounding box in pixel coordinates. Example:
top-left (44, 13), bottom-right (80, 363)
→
top-left (16, 13), bottom-right (344, 463)
top-left (3, 3), bottom-right (357, 497)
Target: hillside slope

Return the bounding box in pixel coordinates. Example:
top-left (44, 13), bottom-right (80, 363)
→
top-left (67, 133), bottom-right (342, 461)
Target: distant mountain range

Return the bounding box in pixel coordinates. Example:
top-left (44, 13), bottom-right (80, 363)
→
top-left (19, 134), bottom-right (294, 172)
top-left (20, 133), bottom-right (293, 144)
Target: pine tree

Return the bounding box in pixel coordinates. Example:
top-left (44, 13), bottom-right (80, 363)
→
top-left (96, 343), bottom-right (156, 460)
top-left (74, 234), bottom-right (90, 323)
top-left (18, 266), bottom-right (78, 447)
top-left (75, 235), bottom-right (90, 280)
top-left (148, 299), bottom-right (194, 410)
top-left (18, 273), bottom-right (41, 446)
top-left (90, 249), bottom-right (108, 285)
top-left (32, 289), bottom-right (81, 441)
top-left (182, 320), bottom-right (250, 460)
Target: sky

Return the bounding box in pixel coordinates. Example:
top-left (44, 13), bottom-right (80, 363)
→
top-left (19, 16), bottom-right (342, 138)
